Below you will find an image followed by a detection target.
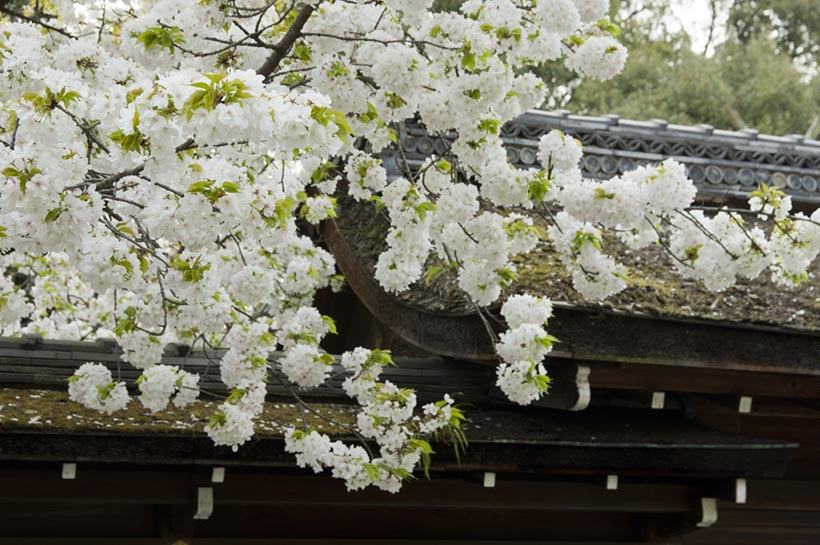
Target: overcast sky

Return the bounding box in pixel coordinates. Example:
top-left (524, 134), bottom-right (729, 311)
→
top-left (668, 0), bottom-right (728, 55)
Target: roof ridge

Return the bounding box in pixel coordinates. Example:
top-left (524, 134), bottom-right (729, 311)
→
top-left (396, 111), bottom-right (820, 205)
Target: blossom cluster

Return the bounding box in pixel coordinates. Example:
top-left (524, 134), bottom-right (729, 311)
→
top-left (137, 364), bottom-right (200, 413)
top-left (285, 368), bottom-right (464, 493)
top-left (495, 295), bottom-right (555, 404)
top-left (68, 363), bottom-right (129, 415)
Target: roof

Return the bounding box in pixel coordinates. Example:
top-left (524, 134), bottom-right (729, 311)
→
top-left (355, 113), bottom-right (820, 333)
top-left (334, 192), bottom-right (820, 335)
top-left (0, 336), bottom-right (490, 403)
top-left (0, 387), bottom-right (353, 436)
top-left (0, 337), bottom-right (806, 479)
top-left (397, 110), bottom-right (820, 206)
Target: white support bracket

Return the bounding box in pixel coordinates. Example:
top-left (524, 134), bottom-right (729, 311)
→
top-left (483, 472), bottom-right (496, 488)
top-left (738, 396), bottom-right (753, 414)
top-left (735, 478), bottom-right (747, 504)
top-left (61, 463), bottom-right (77, 480)
top-left (193, 487), bottom-right (214, 520)
top-left (696, 497), bottom-right (718, 528)
top-left (569, 365), bottom-right (591, 411)
top-left (211, 467), bottom-right (225, 484)
top-left (606, 474), bottom-right (619, 491)
top-left (651, 391), bottom-right (666, 410)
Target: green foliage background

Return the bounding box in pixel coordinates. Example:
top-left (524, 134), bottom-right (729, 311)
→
top-left (563, 0), bottom-right (820, 136)
top-left (437, 0), bottom-right (820, 136)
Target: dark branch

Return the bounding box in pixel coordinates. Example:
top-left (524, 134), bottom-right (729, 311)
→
top-left (256, 3), bottom-right (315, 79)
top-left (0, 6), bottom-right (75, 38)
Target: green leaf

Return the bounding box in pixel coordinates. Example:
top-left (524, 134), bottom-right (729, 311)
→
top-left (321, 315), bottom-right (338, 335)
top-left (461, 47), bottom-right (476, 71)
top-left (326, 61), bottom-right (350, 78)
top-left (209, 411), bottom-right (227, 428)
top-left (293, 42), bottom-right (312, 62)
top-left (116, 221), bottom-right (135, 235)
top-left (385, 92), bottom-right (406, 109)
top-left (44, 207), bottom-right (63, 223)
top-left (571, 230), bottom-right (603, 253)
top-left (317, 353), bottom-right (335, 366)
top-left (362, 463), bottom-right (382, 481)
top-left (497, 267), bottom-right (519, 284)
top-left (126, 88), bottom-right (144, 104)
top-left (368, 349), bottom-right (395, 368)
top-left (683, 244), bottom-right (702, 263)
top-left (410, 438), bottom-right (434, 455)
top-left (410, 438), bottom-right (435, 479)
top-left (594, 187), bottom-right (615, 200)
top-left (170, 255), bottom-right (211, 283)
top-left (463, 88), bottom-right (481, 101)
top-left (423, 266), bottom-right (445, 285)
top-left (434, 159), bottom-right (451, 174)
top-left (478, 119), bottom-right (501, 135)
top-left (537, 334), bottom-right (560, 349)
top-left (258, 196), bottom-right (296, 229)
top-left (414, 201), bottom-right (437, 220)
top-left (113, 306), bottom-right (138, 336)
top-left (310, 161), bottom-right (337, 184)
top-left (135, 26), bottom-right (185, 53)
top-left (3, 161), bottom-right (42, 194)
top-left (527, 171), bottom-right (552, 201)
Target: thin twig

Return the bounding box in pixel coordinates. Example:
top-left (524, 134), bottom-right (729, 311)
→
top-left (0, 6), bottom-right (75, 38)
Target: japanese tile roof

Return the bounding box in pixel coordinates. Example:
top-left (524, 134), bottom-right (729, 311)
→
top-left (335, 193), bottom-right (820, 332)
top-left (343, 113), bottom-right (820, 331)
top-left (396, 110), bottom-right (820, 206)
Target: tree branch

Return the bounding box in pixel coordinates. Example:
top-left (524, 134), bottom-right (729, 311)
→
top-left (0, 5), bottom-right (75, 38)
top-left (256, 3), bottom-right (315, 80)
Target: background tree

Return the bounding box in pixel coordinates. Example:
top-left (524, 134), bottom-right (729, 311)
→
top-left (559, 0), bottom-right (820, 136)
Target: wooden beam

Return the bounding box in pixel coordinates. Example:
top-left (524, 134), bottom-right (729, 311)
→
top-left (586, 361), bottom-right (820, 399)
top-left (717, 508), bottom-right (820, 527)
top-left (0, 425), bottom-right (796, 478)
top-left (0, 468), bottom-right (695, 513)
top-left (723, 480), bottom-right (820, 512)
top-left (683, 526), bottom-right (820, 545)
top-left (687, 395), bottom-right (820, 480)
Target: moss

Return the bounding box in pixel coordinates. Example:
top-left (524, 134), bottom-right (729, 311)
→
top-left (337, 196), bottom-right (820, 331)
top-left (513, 248), bottom-right (574, 300)
top-left (0, 388), bottom-right (357, 436)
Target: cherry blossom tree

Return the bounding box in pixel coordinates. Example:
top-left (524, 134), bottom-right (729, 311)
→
top-left (0, 0), bottom-right (816, 492)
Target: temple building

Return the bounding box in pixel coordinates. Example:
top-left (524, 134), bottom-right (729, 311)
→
top-left (1, 111), bottom-right (818, 544)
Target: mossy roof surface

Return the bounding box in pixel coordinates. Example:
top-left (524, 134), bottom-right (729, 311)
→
top-left (1, 388), bottom-right (792, 452)
top-left (336, 196), bottom-right (820, 332)
top-left (0, 388), bottom-right (357, 436)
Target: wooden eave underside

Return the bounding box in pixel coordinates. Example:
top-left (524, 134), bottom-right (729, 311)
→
top-left (0, 463), bottom-right (818, 545)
